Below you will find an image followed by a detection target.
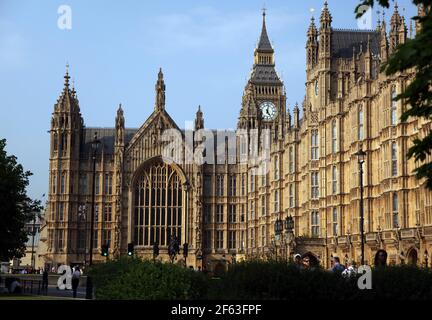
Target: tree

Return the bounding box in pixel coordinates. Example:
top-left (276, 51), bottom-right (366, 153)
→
top-left (0, 139), bottom-right (42, 261)
top-left (355, 1), bottom-right (432, 188)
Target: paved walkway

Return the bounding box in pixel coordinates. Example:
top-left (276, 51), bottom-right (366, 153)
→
top-left (44, 284), bottom-right (87, 299)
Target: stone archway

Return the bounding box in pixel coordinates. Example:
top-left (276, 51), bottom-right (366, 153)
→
top-left (407, 247), bottom-right (418, 266)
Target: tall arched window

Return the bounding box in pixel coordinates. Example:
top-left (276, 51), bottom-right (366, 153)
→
top-left (358, 106), bottom-right (364, 140)
top-left (311, 129), bottom-right (319, 160)
top-left (392, 193), bottom-right (399, 228)
top-left (332, 166), bottom-right (337, 195)
top-left (289, 146), bottom-right (295, 173)
top-left (53, 133), bottom-right (58, 151)
top-left (391, 87), bottom-right (397, 125)
top-left (391, 141), bottom-right (398, 176)
top-left (274, 155), bottom-right (280, 180)
top-left (289, 184), bottom-right (294, 208)
top-left (332, 120), bottom-right (337, 153)
top-left (134, 163), bottom-right (182, 247)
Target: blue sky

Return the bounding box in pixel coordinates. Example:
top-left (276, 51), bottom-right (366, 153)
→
top-left (0, 0), bottom-right (417, 200)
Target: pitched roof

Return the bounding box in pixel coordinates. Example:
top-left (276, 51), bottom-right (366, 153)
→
top-left (81, 127), bottom-right (137, 155)
top-left (249, 64), bottom-right (282, 85)
top-left (257, 13), bottom-right (273, 53)
top-left (331, 29), bottom-right (380, 58)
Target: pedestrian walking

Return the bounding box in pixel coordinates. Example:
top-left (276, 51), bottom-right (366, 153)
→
top-left (342, 261), bottom-right (357, 278)
top-left (302, 256), bottom-right (311, 269)
top-left (71, 266), bottom-right (81, 298)
top-left (42, 268), bottom-right (49, 294)
top-left (374, 250), bottom-right (387, 268)
top-left (331, 256), bottom-right (346, 274)
top-left (294, 254), bottom-right (303, 269)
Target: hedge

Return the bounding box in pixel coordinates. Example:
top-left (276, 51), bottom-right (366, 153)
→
top-left (88, 258), bottom-right (432, 300)
top-left (87, 257), bottom-right (209, 300)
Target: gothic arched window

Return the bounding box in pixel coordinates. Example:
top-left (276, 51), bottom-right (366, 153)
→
top-left (391, 87), bottom-right (397, 125)
top-left (358, 105), bottom-right (364, 140)
top-left (134, 163), bottom-right (182, 247)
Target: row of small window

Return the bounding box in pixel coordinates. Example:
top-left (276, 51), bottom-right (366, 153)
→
top-left (51, 173), bottom-right (113, 195)
top-left (204, 169), bottom-right (281, 197)
top-left (134, 226), bottom-right (182, 247)
top-left (48, 229), bottom-right (112, 251)
top-left (51, 202), bottom-right (113, 222)
top-left (52, 132), bottom-right (73, 153)
top-left (204, 230), bottom-right (243, 250)
top-left (203, 194), bottom-right (282, 223)
top-left (204, 228), bottom-right (273, 249)
top-left (311, 194), bottom-right (400, 238)
top-left (311, 88), bottom-right (399, 159)
top-left (310, 209), bottom-right (338, 238)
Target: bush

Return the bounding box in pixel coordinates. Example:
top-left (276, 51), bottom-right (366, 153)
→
top-left (209, 260), bottom-right (432, 300)
top-left (87, 258), bottom-right (432, 300)
top-left (87, 257), bottom-right (209, 300)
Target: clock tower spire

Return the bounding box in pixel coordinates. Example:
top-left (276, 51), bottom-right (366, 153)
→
top-left (238, 10), bottom-right (286, 137)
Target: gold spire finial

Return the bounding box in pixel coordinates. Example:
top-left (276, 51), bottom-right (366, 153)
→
top-left (64, 63), bottom-right (70, 87)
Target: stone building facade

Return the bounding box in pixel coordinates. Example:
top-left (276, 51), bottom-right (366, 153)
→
top-left (44, 3), bottom-right (432, 270)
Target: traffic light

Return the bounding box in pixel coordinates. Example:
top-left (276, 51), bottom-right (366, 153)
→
top-left (127, 242), bottom-right (134, 256)
top-left (183, 243), bottom-right (188, 258)
top-left (101, 244), bottom-right (109, 257)
top-left (153, 242), bottom-right (159, 257)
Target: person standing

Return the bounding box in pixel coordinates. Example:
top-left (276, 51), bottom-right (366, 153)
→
top-left (71, 266), bottom-right (81, 298)
top-left (374, 250), bottom-right (388, 268)
top-left (331, 256), bottom-right (346, 274)
top-left (42, 269), bottom-right (49, 294)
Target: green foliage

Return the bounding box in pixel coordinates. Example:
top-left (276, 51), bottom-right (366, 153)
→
top-left (87, 257), bottom-right (209, 300)
top-left (210, 260), bottom-right (432, 300)
top-left (355, 2), bottom-right (432, 188)
top-left (87, 259), bottom-right (432, 300)
top-left (0, 139), bottom-right (42, 261)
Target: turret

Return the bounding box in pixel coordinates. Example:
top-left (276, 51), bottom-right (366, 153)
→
top-left (398, 16), bottom-right (407, 45)
top-left (50, 64), bottom-right (83, 159)
top-left (115, 104), bottom-right (125, 147)
top-left (380, 19), bottom-right (389, 63)
top-left (155, 68), bottom-right (166, 111)
top-left (286, 106), bottom-right (292, 131)
top-left (389, 2), bottom-right (402, 54)
top-left (194, 105), bottom-right (204, 131)
top-left (293, 102), bottom-right (300, 129)
top-left (306, 17), bottom-right (318, 70)
top-left (319, 1), bottom-right (332, 67)
top-left (365, 35), bottom-right (372, 79)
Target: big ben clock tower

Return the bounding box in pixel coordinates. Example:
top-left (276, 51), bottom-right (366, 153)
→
top-left (238, 10), bottom-right (286, 140)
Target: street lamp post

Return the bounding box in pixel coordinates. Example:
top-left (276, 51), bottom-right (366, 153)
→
top-left (273, 215), bottom-right (294, 262)
top-left (284, 215), bottom-right (294, 261)
top-left (88, 132), bottom-right (100, 266)
top-left (86, 132), bottom-right (100, 300)
top-left (274, 217), bottom-right (283, 260)
top-left (355, 148), bottom-right (366, 266)
top-left (31, 194), bottom-right (45, 271)
top-left (78, 204), bottom-right (87, 265)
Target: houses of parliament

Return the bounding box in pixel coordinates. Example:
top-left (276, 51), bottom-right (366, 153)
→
top-left (43, 2), bottom-right (432, 270)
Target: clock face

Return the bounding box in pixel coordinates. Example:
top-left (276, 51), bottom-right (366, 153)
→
top-left (260, 101), bottom-right (277, 121)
